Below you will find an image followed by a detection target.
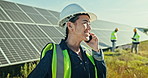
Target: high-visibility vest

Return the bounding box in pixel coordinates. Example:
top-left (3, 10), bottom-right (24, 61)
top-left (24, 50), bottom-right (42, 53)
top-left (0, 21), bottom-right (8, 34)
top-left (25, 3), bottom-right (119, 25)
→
top-left (132, 33), bottom-right (140, 42)
top-left (111, 31), bottom-right (117, 40)
top-left (41, 43), bottom-right (98, 78)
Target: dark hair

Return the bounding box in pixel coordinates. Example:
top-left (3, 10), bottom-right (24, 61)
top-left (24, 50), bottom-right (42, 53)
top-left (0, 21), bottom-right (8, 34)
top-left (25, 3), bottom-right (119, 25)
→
top-left (64, 13), bottom-right (90, 40)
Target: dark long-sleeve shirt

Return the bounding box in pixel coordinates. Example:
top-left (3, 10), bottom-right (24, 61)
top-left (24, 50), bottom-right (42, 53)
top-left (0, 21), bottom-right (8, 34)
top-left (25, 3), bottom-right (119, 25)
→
top-left (28, 40), bottom-right (106, 78)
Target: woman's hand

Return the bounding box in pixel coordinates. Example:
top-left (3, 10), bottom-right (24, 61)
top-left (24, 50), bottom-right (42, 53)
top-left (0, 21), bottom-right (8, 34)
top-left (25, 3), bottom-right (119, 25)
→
top-left (85, 33), bottom-right (99, 52)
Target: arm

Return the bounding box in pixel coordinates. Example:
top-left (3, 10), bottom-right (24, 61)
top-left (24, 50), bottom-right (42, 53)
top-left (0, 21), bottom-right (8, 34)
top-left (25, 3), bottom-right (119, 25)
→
top-left (28, 50), bottom-right (53, 78)
top-left (131, 38), bottom-right (136, 40)
top-left (92, 49), bottom-right (107, 78)
top-left (85, 33), bottom-right (106, 78)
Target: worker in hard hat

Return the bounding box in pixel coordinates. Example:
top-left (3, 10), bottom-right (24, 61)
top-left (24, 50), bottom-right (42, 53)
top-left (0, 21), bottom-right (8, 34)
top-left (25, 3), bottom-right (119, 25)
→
top-left (28, 3), bottom-right (106, 78)
top-left (131, 28), bottom-right (140, 54)
top-left (110, 28), bottom-right (119, 52)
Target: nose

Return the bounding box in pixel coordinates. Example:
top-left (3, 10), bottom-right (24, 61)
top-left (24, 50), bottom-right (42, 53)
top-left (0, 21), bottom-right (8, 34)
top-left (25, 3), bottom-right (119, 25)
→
top-left (83, 23), bottom-right (91, 30)
top-left (87, 23), bottom-right (91, 30)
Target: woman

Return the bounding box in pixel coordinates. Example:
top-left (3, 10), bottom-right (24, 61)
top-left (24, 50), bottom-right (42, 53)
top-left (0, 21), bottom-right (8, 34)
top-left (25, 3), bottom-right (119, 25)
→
top-left (28, 3), bottom-right (106, 78)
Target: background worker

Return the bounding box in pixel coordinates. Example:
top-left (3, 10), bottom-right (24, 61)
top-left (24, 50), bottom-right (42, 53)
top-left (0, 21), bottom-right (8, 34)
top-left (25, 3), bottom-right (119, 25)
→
top-left (28, 3), bottom-right (106, 78)
top-left (131, 28), bottom-right (140, 54)
top-left (110, 28), bottom-right (119, 52)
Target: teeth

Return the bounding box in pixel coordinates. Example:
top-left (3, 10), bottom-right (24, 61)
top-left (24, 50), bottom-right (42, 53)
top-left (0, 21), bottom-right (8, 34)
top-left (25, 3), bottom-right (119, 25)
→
top-left (86, 36), bottom-right (89, 40)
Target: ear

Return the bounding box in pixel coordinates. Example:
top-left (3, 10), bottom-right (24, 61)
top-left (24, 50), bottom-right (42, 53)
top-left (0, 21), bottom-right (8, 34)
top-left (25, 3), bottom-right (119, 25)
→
top-left (67, 22), bottom-right (74, 31)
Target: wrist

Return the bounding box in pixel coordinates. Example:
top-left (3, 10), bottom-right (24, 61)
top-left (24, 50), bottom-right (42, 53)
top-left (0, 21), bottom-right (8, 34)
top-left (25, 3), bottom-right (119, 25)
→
top-left (92, 49), bottom-right (104, 61)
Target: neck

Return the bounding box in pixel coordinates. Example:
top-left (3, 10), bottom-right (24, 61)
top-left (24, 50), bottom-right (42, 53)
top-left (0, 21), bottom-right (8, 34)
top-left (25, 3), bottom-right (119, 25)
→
top-left (65, 34), bottom-right (81, 53)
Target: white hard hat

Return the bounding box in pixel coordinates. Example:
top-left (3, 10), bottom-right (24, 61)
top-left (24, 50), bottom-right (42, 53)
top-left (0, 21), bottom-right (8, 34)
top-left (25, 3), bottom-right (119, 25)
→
top-left (58, 3), bottom-right (97, 27)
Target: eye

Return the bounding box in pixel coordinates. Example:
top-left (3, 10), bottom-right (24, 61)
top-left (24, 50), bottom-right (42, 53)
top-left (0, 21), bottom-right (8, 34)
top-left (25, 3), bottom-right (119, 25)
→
top-left (83, 22), bottom-right (90, 26)
top-left (83, 22), bottom-right (88, 24)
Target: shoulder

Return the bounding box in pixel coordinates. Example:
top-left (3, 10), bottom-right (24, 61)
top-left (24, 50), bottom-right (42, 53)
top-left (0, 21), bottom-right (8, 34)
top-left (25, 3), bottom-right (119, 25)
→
top-left (41, 42), bottom-right (54, 59)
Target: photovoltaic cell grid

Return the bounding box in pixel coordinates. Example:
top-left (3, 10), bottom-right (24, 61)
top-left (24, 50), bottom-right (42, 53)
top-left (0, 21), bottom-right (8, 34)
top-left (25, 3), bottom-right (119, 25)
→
top-left (0, 0), bottom-right (64, 67)
top-left (36, 8), bottom-right (58, 25)
top-left (0, 22), bottom-right (40, 67)
top-left (0, 0), bottom-right (148, 67)
top-left (0, 9), bottom-right (10, 21)
top-left (0, 1), bottom-right (33, 23)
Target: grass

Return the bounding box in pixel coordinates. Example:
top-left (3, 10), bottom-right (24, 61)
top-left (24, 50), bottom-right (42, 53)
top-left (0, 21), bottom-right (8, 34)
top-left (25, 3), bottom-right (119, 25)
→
top-left (1, 40), bottom-right (148, 78)
top-left (104, 40), bottom-right (148, 78)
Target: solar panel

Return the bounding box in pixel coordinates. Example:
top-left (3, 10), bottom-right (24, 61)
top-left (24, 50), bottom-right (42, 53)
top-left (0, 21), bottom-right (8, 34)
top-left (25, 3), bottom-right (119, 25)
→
top-left (34, 8), bottom-right (59, 25)
top-left (0, 47), bottom-right (8, 65)
top-left (43, 15), bottom-right (58, 25)
top-left (55, 27), bottom-right (66, 35)
top-left (35, 8), bottom-right (53, 16)
top-left (1, 38), bottom-right (39, 62)
top-left (48, 10), bottom-right (60, 19)
top-left (4, 9), bottom-right (33, 23)
top-left (16, 24), bottom-right (48, 38)
top-left (17, 4), bottom-right (51, 24)
top-left (0, 0), bottom-right (21, 11)
top-left (27, 14), bottom-right (51, 24)
top-left (40, 26), bottom-right (64, 37)
top-left (0, 0), bottom-right (148, 68)
top-left (16, 23), bottom-right (54, 51)
top-left (0, 22), bottom-right (40, 67)
top-left (0, 8), bottom-right (10, 21)
top-left (17, 4), bottom-right (39, 14)
top-left (0, 22), bottom-right (25, 38)
top-left (29, 38), bottom-right (52, 52)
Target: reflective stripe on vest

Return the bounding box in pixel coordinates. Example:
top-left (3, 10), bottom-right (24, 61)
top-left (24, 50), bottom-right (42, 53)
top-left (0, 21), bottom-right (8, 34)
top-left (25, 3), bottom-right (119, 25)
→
top-left (132, 33), bottom-right (140, 42)
top-left (41, 43), bottom-right (98, 78)
top-left (111, 31), bottom-right (117, 40)
top-left (52, 44), bottom-right (71, 78)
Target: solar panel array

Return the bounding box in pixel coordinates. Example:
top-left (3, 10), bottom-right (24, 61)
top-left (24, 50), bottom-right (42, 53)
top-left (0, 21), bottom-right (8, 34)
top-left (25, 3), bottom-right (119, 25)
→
top-left (0, 0), bottom-right (64, 67)
top-left (0, 0), bottom-right (148, 67)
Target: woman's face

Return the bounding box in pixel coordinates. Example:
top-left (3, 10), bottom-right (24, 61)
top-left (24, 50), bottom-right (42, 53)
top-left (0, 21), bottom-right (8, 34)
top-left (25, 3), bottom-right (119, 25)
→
top-left (72, 15), bottom-right (91, 41)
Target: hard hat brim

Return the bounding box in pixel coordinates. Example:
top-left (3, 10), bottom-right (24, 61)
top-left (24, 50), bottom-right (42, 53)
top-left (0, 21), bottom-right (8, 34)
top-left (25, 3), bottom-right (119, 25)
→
top-left (58, 12), bottom-right (97, 27)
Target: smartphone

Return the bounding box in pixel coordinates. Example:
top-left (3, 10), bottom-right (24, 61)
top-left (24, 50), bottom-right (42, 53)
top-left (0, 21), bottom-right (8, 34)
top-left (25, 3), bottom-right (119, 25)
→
top-left (85, 35), bottom-right (92, 43)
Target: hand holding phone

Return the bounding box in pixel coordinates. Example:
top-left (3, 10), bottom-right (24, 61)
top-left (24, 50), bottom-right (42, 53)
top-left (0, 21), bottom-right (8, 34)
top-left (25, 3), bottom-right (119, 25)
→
top-left (85, 33), bottom-right (99, 52)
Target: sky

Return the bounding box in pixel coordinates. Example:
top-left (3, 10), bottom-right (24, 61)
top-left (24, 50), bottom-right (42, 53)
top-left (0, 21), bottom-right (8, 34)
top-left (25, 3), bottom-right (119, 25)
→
top-left (5, 0), bottom-right (148, 27)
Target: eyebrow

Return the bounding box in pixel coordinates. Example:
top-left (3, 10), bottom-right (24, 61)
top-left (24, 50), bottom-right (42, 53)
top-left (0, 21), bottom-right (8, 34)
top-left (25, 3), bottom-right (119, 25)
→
top-left (82, 20), bottom-right (90, 22)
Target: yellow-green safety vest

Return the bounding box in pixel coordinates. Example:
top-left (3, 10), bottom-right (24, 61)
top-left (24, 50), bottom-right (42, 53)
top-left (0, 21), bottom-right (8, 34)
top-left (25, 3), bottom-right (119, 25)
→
top-left (111, 31), bottom-right (117, 40)
top-left (41, 43), bottom-right (98, 78)
top-left (132, 33), bottom-right (140, 42)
